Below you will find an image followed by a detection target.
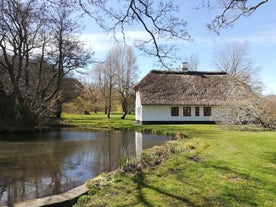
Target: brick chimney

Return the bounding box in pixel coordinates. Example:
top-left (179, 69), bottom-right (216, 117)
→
top-left (181, 62), bottom-right (188, 72)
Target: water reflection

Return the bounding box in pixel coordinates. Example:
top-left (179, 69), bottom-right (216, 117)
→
top-left (0, 129), bottom-right (169, 206)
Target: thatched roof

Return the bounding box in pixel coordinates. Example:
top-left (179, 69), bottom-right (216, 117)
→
top-left (134, 70), bottom-right (251, 106)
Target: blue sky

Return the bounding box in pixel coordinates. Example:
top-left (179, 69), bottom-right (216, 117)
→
top-left (81, 1), bottom-right (276, 95)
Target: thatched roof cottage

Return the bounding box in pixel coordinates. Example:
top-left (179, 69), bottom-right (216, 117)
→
top-left (133, 70), bottom-right (251, 124)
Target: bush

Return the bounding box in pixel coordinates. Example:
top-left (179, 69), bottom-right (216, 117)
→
top-left (175, 132), bottom-right (189, 139)
top-left (63, 97), bottom-right (92, 114)
top-left (120, 138), bottom-right (205, 173)
top-left (0, 94), bottom-right (39, 131)
top-left (259, 95), bottom-right (276, 129)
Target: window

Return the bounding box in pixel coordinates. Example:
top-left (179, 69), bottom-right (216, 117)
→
top-left (195, 107), bottom-right (200, 116)
top-left (183, 107), bottom-right (191, 116)
top-left (171, 107), bottom-right (179, 116)
top-left (204, 107), bottom-right (211, 116)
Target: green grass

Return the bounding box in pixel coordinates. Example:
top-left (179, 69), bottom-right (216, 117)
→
top-left (62, 112), bottom-right (135, 129)
top-left (62, 113), bottom-right (221, 137)
top-left (62, 113), bottom-right (276, 207)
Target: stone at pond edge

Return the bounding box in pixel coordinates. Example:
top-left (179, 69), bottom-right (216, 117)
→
top-left (11, 184), bottom-right (88, 207)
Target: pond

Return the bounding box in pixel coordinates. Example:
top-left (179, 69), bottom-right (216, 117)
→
top-left (0, 129), bottom-right (170, 206)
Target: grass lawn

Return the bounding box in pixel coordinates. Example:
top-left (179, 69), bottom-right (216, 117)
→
top-left (62, 113), bottom-right (276, 207)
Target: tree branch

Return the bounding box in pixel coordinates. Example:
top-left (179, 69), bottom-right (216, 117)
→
top-left (78, 0), bottom-right (191, 68)
top-left (206, 0), bottom-right (269, 33)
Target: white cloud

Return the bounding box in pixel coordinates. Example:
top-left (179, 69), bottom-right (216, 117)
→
top-left (222, 28), bottom-right (276, 46)
top-left (250, 27), bottom-right (276, 45)
top-left (80, 33), bottom-right (114, 53)
top-left (80, 27), bottom-right (276, 66)
top-left (183, 25), bottom-right (276, 48)
top-left (80, 30), bottom-right (152, 59)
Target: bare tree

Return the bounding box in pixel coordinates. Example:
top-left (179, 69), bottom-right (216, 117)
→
top-left (91, 62), bottom-right (111, 116)
top-left (212, 42), bottom-right (266, 127)
top-left (214, 90), bottom-right (262, 126)
top-left (90, 57), bottom-right (117, 119)
top-left (82, 70), bottom-right (103, 113)
top-left (0, 0), bottom-right (46, 128)
top-left (215, 92), bottom-right (276, 130)
top-left (87, 45), bottom-right (138, 119)
top-left (187, 54), bottom-right (200, 71)
top-left (212, 42), bottom-right (262, 93)
top-left (43, 0), bottom-right (92, 118)
top-left (104, 55), bottom-right (117, 119)
top-left (110, 44), bottom-right (139, 119)
top-left (0, 0), bottom-right (92, 129)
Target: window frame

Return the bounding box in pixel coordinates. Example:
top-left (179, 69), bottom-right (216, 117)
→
top-left (171, 107), bottom-right (179, 116)
top-left (204, 107), bottom-right (212, 116)
top-left (183, 107), bottom-right (191, 116)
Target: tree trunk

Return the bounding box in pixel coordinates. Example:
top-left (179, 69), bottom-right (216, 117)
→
top-left (121, 101), bottom-right (127, 119)
top-left (104, 106), bottom-right (107, 114)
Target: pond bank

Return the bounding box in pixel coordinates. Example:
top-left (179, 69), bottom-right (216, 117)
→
top-left (0, 185), bottom-right (88, 207)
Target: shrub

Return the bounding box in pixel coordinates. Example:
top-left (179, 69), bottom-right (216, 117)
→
top-left (259, 95), bottom-right (276, 129)
top-left (175, 132), bottom-right (189, 139)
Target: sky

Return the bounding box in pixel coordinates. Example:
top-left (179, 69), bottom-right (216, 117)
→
top-left (80, 1), bottom-right (276, 95)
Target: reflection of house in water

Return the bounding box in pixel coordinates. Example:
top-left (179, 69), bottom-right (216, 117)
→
top-left (135, 132), bottom-right (143, 159)
top-left (134, 132), bottom-right (171, 159)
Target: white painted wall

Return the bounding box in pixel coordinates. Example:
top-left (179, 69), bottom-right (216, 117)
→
top-left (143, 105), bottom-right (212, 122)
top-left (135, 132), bottom-right (142, 159)
top-left (135, 91), bottom-right (142, 122)
top-left (135, 91), bottom-right (221, 123)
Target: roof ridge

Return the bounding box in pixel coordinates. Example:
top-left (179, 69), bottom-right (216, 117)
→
top-left (150, 69), bottom-right (228, 75)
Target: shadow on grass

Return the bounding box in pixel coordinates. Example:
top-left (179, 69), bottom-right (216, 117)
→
top-left (208, 161), bottom-right (260, 182)
top-left (263, 152), bottom-right (276, 164)
top-left (132, 172), bottom-right (200, 207)
top-left (203, 160), bottom-right (260, 206)
top-left (260, 152), bottom-right (276, 186)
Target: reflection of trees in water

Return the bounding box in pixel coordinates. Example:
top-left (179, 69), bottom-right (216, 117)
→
top-left (0, 136), bottom-right (90, 205)
top-left (0, 130), bottom-right (146, 205)
top-left (0, 140), bottom-right (68, 205)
